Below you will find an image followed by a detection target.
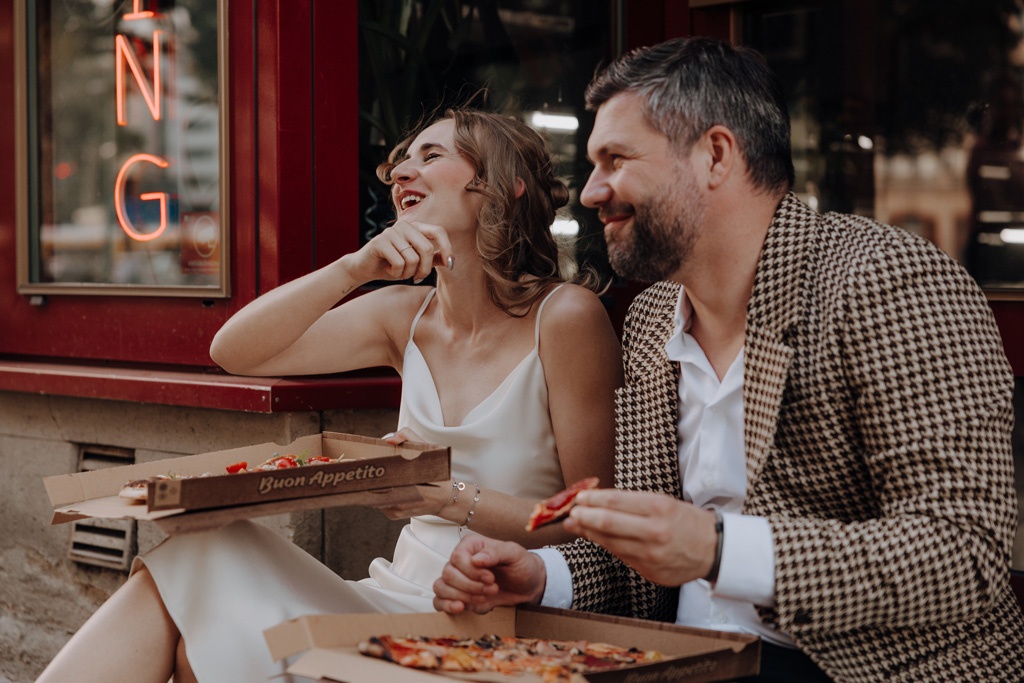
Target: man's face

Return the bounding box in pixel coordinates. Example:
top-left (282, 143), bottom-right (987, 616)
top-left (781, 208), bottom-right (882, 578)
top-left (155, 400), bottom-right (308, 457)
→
top-left (581, 93), bottom-right (706, 283)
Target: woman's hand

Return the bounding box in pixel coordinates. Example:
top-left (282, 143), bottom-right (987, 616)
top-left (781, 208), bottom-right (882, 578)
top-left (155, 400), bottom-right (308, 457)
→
top-left (346, 220), bottom-right (454, 285)
top-left (377, 428), bottom-right (456, 520)
top-left (378, 480), bottom-right (457, 521)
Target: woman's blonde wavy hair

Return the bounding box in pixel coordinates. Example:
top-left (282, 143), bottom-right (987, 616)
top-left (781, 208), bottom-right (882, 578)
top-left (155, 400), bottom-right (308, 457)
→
top-left (377, 108), bottom-right (599, 316)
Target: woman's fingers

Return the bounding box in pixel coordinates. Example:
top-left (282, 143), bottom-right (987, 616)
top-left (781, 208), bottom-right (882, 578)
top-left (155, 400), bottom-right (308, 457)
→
top-left (380, 427), bottom-right (424, 446)
top-left (388, 221), bottom-right (453, 282)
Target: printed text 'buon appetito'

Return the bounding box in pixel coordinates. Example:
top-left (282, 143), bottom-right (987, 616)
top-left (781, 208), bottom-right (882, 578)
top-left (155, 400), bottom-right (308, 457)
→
top-left (257, 464), bottom-right (387, 495)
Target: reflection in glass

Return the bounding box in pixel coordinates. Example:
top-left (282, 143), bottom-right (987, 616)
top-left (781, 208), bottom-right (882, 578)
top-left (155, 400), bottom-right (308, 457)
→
top-left (966, 73), bottom-right (1024, 289)
top-left (28, 0), bottom-right (221, 289)
top-left (357, 0), bottom-right (613, 282)
top-left (743, 0), bottom-right (1024, 293)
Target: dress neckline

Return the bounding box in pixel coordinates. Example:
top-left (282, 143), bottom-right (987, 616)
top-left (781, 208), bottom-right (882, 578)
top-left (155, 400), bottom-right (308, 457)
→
top-left (405, 340), bottom-right (536, 427)
top-left (402, 285), bottom-right (564, 428)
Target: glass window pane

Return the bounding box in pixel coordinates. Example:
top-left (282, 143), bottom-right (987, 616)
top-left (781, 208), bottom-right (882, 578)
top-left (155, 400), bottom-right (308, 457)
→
top-left (742, 0), bottom-right (1024, 293)
top-left (23, 0), bottom-right (224, 293)
top-left (357, 0), bottom-right (614, 282)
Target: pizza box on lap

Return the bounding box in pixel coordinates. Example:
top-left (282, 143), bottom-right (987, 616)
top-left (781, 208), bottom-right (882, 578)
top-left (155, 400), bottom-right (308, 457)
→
top-left (264, 605), bottom-right (760, 683)
top-left (44, 432), bottom-right (450, 534)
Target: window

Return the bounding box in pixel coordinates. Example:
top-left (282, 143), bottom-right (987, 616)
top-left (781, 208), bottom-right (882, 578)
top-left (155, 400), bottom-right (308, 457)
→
top-left (357, 0), bottom-right (617, 283)
top-left (16, 0), bottom-right (228, 297)
top-left (742, 0), bottom-right (1024, 296)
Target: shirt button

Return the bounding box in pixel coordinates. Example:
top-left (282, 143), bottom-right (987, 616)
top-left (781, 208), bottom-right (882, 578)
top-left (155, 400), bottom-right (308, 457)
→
top-left (718, 613), bottom-right (729, 624)
top-left (702, 475), bottom-right (715, 488)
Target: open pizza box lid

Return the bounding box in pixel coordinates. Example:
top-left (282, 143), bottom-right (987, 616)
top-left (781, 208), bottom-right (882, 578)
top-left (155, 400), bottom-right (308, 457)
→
top-left (43, 431), bottom-right (450, 535)
top-left (264, 605), bottom-right (760, 683)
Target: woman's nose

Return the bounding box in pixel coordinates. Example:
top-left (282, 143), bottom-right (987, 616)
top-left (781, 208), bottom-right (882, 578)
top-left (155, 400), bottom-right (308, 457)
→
top-left (392, 159), bottom-right (417, 184)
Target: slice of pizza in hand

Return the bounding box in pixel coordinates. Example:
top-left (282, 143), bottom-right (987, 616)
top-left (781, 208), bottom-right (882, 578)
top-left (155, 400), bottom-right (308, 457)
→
top-left (526, 476), bottom-right (600, 531)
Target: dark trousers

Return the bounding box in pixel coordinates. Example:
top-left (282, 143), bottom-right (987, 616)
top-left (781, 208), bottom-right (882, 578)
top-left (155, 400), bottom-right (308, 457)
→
top-left (736, 641), bottom-right (834, 683)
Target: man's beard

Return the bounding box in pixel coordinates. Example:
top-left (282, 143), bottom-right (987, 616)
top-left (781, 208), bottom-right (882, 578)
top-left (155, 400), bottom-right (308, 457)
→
top-left (605, 176), bottom-right (703, 283)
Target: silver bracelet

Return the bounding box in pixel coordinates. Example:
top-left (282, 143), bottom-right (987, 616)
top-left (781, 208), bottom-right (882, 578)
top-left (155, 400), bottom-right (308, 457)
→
top-left (458, 484), bottom-right (481, 536)
top-left (437, 479), bottom-right (464, 515)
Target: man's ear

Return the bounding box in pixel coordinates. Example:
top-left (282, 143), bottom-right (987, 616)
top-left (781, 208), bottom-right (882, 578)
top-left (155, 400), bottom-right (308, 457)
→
top-left (704, 125), bottom-right (738, 189)
top-left (514, 177), bottom-right (526, 199)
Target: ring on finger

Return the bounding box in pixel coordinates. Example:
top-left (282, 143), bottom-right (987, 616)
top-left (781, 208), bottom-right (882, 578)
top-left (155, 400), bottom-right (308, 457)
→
top-left (399, 245), bottom-right (415, 253)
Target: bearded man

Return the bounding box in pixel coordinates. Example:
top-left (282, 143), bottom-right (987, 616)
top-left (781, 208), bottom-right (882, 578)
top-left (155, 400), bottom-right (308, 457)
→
top-left (433, 36), bottom-right (1024, 683)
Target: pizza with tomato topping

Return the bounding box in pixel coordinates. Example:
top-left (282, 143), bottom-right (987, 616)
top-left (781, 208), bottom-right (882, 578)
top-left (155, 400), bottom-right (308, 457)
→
top-left (358, 632), bottom-right (663, 683)
top-left (117, 452), bottom-right (345, 503)
top-left (525, 477), bottom-right (600, 531)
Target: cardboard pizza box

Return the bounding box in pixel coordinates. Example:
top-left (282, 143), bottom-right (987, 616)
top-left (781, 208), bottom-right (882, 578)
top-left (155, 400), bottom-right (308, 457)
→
top-left (264, 605), bottom-right (760, 683)
top-left (43, 431), bottom-right (450, 534)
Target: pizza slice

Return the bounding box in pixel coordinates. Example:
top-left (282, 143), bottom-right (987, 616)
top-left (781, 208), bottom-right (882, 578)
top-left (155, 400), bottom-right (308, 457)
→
top-left (526, 476), bottom-right (600, 531)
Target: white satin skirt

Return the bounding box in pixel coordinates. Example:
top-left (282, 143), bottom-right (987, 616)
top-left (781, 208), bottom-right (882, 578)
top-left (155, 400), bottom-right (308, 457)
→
top-left (134, 516), bottom-right (468, 683)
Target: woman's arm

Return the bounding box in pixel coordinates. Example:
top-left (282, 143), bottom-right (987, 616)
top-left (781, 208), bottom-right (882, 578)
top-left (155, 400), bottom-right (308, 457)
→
top-left (209, 221), bottom-right (452, 377)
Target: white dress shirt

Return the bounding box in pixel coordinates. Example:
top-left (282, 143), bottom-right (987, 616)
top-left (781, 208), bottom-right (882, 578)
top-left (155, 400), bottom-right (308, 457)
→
top-left (536, 286), bottom-right (795, 647)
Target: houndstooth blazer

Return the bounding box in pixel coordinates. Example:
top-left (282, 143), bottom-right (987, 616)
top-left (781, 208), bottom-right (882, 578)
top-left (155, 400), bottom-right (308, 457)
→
top-left (558, 194), bottom-right (1024, 682)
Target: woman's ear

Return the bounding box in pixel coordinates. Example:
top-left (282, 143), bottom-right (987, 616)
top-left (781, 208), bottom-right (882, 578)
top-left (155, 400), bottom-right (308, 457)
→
top-left (514, 177), bottom-right (526, 199)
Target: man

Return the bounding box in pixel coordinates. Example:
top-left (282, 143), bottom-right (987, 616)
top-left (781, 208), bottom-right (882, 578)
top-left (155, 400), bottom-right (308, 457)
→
top-left (432, 37), bottom-right (1024, 682)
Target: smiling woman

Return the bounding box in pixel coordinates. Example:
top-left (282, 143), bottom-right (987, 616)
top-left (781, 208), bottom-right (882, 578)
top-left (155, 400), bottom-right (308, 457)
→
top-left (36, 107), bottom-right (623, 683)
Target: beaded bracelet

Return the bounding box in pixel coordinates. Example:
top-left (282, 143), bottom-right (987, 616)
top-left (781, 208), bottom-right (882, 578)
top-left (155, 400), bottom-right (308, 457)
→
top-left (458, 484), bottom-right (481, 536)
top-left (705, 510), bottom-right (724, 584)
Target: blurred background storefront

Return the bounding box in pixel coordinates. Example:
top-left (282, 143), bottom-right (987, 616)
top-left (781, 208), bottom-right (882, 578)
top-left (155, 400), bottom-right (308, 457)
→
top-left (1, 1), bottom-right (1022, 680)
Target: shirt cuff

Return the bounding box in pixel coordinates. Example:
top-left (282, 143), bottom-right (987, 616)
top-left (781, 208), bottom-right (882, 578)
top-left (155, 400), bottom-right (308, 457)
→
top-left (712, 512), bottom-right (776, 607)
top-left (530, 547), bottom-right (574, 609)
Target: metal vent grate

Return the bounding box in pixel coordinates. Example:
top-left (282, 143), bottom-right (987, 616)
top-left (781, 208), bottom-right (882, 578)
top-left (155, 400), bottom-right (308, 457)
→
top-left (78, 445), bottom-right (135, 471)
top-left (69, 518), bottom-right (137, 571)
top-left (68, 445), bottom-right (138, 571)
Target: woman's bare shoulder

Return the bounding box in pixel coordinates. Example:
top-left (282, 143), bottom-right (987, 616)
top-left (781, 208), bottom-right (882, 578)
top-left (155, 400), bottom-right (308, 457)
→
top-left (539, 283), bottom-right (612, 329)
top-left (338, 284), bottom-right (434, 337)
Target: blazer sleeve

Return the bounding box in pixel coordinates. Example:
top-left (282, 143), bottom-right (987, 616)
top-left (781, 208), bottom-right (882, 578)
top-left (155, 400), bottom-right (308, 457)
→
top-left (767, 232), bottom-right (1018, 637)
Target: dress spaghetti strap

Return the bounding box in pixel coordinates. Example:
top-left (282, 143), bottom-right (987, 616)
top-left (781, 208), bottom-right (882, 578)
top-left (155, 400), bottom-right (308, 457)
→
top-left (408, 288), bottom-right (436, 339)
top-left (534, 284), bottom-right (566, 345)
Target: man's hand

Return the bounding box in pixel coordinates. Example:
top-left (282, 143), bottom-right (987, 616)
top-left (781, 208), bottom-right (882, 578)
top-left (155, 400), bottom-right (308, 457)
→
top-left (565, 489), bottom-right (717, 586)
top-left (433, 536), bottom-right (547, 614)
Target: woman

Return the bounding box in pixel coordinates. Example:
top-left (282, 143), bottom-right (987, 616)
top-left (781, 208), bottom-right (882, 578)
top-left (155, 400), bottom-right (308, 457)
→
top-left (37, 109), bottom-right (621, 683)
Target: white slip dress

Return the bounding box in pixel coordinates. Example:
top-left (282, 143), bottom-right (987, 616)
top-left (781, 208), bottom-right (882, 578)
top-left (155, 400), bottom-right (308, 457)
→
top-left (134, 285), bottom-right (567, 683)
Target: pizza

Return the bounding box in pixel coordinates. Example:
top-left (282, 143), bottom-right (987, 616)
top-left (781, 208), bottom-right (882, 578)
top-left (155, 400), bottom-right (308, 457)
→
top-left (118, 475), bottom-right (171, 501)
top-left (358, 632), bottom-right (663, 683)
top-left (525, 477), bottom-right (599, 531)
top-left (117, 452), bottom-right (345, 503)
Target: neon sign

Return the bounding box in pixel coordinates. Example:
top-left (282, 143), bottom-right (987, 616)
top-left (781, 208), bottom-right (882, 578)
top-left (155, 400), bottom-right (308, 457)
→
top-left (114, 2), bottom-right (169, 242)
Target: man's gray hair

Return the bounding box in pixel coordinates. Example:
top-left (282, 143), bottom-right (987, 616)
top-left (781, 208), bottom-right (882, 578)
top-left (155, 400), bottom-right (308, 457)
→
top-left (585, 37), bottom-right (795, 194)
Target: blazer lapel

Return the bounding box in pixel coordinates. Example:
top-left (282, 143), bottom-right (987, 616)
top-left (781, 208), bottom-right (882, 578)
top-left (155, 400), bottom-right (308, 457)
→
top-left (619, 281), bottom-right (685, 498)
top-left (743, 194), bottom-right (815, 490)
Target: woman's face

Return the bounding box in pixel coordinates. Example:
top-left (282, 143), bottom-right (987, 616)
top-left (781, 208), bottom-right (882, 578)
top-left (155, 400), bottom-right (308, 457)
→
top-left (390, 119), bottom-right (484, 235)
